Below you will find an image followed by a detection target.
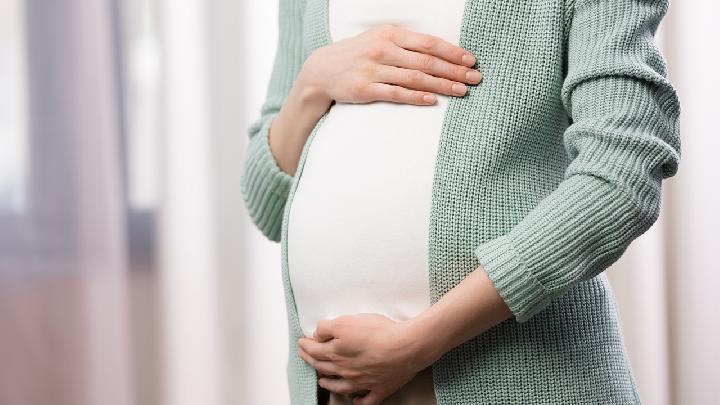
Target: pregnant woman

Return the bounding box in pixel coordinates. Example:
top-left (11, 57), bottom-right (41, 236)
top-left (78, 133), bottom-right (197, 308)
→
top-left (241, 0), bottom-right (681, 404)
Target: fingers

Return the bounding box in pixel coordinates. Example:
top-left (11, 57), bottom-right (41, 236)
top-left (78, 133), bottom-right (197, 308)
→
top-left (314, 320), bottom-right (335, 342)
top-left (353, 389), bottom-right (385, 405)
top-left (374, 64), bottom-right (468, 97)
top-left (299, 337), bottom-right (338, 361)
top-left (298, 347), bottom-right (342, 376)
top-left (383, 46), bottom-right (483, 85)
top-left (318, 377), bottom-right (365, 395)
top-left (362, 83), bottom-right (438, 105)
top-left (383, 25), bottom-right (476, 68)
top-left (313, 329), bottom-right (335, 343)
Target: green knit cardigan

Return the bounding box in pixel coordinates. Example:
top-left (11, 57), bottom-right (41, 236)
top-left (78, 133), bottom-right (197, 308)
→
top-left (240, 0), bottom-right (681, 403)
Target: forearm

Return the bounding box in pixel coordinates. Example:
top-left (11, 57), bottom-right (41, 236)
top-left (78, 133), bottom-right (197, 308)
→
top-left (268, 72), bottom-right (332, 176)
top-left (403, 266), bottom-right (512, 370)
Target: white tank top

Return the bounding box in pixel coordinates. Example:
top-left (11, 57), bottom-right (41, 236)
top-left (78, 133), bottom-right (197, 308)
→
top-left (287, 0), bottom-right (466, 339)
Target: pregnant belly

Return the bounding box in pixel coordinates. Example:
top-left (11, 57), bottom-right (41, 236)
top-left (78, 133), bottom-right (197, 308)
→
top-left (287, 96), bottom-right (450, 338)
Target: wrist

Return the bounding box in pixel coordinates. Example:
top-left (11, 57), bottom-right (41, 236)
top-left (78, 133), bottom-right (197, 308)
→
top-left (398, 311), bottom-right (450, 372)
top-left (293, 69), bottom-right (332, 113)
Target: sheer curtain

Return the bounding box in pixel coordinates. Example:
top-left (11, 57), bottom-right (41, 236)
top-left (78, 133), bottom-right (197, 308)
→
top-left (607, 1), bottom-right (720, 404)
top-left (0, 0), bottom-right (224, 404)
top-left (0, 1), bottom-right (134, 405)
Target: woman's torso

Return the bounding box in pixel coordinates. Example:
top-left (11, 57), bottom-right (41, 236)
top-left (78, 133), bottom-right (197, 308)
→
top-left (280, 0), bottom-right (643, 403)
top-left (287, 0), bottom-right (466, 338)
top-left (287, 0), bottom-right (465, 402)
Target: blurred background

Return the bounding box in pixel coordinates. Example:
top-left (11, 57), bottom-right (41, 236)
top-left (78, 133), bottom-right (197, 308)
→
top-left (0, 1), bottom-right (717, 404)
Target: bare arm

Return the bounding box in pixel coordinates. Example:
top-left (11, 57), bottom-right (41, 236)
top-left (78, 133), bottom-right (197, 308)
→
top-left (267, 75), bottom-right (331, 176)
top-left (403, 266), bottom-right (512, 369)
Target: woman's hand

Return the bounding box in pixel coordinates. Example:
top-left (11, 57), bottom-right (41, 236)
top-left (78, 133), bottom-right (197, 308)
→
top-left (297, 313), bottom-right (429, 405)
top-left (297, 24), bottom-right (483, 107)
top-left (268, 24), bottom-right (483, 178)
top-left (297, 266), bottom-right (514, 404)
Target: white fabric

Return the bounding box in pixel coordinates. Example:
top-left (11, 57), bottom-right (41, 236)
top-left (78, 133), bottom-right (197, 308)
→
top-left (287, 0), bottom-right (466, 339)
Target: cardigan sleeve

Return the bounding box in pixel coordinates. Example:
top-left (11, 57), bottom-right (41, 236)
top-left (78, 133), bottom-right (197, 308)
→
top-left (240, 0), bottom-right (305, 242)
top-left (473, 0), bottom-right (681, 323)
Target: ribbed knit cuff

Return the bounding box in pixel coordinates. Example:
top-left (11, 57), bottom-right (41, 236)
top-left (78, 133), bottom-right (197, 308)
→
top-left (474, 172), bottom-right (662, 324)
top-left (240, 114), bottom-right (294, 242)
top-left (474, 234), bottom-right (551, 323)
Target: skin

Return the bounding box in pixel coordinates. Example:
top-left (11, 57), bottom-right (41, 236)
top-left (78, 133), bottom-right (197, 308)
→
top-left (267, 24), bottom-right (513, 404)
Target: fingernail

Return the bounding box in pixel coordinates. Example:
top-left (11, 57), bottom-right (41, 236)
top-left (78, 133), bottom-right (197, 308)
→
top-left (466, 70), bottom-right (482, 83)
top-left (462, 53), bottom-right (476, 66)
top-left (423, 94), bottom-right (436, 104)
top-left (452, 83), bottom-right (467, 95)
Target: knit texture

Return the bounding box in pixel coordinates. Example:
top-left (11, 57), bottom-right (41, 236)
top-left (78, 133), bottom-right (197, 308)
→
top-left (240, 0), bottom-right (681, 403)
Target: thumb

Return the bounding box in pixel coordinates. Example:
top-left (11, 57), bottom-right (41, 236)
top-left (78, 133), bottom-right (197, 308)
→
top-left (354, 390), bottom-right (386, 405)
top-left (314, 320), bottom-right (335, 342)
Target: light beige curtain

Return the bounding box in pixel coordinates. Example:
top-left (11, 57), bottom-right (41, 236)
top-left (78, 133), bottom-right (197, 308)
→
top-left (0, 1), bottom-right (134, 404)
top-left (606, 1), bottom-right (720, 404)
